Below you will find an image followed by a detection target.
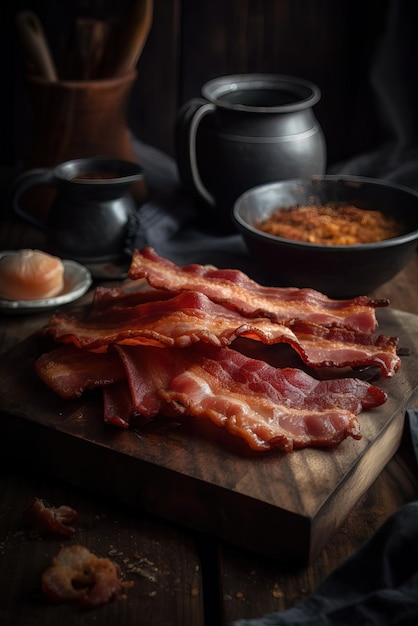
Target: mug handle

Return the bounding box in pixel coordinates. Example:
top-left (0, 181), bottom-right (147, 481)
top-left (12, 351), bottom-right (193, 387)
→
top-left (10, 168), bottom-right (56, 230)
top-left (175, 98), bottom-right (216, 207)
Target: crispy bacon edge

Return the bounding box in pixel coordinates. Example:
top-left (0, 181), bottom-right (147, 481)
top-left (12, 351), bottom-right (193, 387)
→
top-left (42, 289), bottom-right (400, 378)
top-left (128, 246), bottom-right (389, 332)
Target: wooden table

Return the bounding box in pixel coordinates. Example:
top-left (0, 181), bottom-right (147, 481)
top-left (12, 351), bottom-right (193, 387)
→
top-left (0, 215), bottom-right (417, 626)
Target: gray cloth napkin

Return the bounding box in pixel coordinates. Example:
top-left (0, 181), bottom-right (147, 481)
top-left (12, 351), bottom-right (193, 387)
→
top-left (126, 140), bottom-right (259, 276)
top-left (230, 500), bottom-right (418, 626)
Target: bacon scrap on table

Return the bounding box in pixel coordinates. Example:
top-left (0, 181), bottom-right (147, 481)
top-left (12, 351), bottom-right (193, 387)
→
top-left (34, 247), bottom-right (402, 453)
top-left (25, 498), bottom-right (78, 537)
top-left (41, 544), bottom-right (133, 607)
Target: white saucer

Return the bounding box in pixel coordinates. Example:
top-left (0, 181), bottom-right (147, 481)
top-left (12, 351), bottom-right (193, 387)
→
top-left (0, 254), bottom-right (92, 314)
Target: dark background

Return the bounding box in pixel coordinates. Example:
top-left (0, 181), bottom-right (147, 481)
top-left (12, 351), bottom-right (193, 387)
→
top-left (2, 0), bottom-right (397, 175)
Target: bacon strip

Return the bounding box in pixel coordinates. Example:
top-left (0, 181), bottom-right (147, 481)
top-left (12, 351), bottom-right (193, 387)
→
top-left (35, 345), bottom-right (126, 398)
top-left (113, 345), bottom-right (164, 417)
top-left (102, 380), bottom-right (157, 429)
top-left (288, 321), bottom-right (400, 378)
top-left (45, 291), bottom-right (299, 348)
top-left (115, 344), bottom-right (387, 452)
top-left (102, 380), bottom-right (135, 428)
top-left (90, 284), bottom-right (173, 314)
top-left (43, 290), bottom-right (400, 377)
top-left (128, 247), bottom-right (388, 332)
top-left (33, 339), bottom-right (388, 451)
top-left (34, 248), bottom-right (399, 453)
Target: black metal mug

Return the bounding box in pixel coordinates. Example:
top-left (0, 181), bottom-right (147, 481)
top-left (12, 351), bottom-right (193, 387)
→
top-left (11, 157), bottom-right (143, 263)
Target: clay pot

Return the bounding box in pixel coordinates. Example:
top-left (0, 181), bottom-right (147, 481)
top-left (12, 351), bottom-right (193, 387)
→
top-left (21, 72), bottom-right (147, 219)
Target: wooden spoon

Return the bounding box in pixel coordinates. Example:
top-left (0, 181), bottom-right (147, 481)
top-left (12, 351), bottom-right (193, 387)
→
top-left (15, 10), bottom-right (58, 82)
top-left (99, 0), bottom-right (153, 77)
top-left (64, 18), bottom-right (110, 80)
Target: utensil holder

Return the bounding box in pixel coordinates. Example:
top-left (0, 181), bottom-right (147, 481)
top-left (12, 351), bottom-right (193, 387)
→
top-left (20, 71), bottom-right (147, 221)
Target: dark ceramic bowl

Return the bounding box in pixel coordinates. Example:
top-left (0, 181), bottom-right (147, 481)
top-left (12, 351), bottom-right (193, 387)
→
top-left (232, 175), bottom-right (418, 298)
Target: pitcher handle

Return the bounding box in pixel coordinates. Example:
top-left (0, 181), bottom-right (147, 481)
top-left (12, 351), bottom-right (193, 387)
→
top-left (175, 98), bottom-right (216, 207)
top-left (10, 168), bottom-right (56, 230)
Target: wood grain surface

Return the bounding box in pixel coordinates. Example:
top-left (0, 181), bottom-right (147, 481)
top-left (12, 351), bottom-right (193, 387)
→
top-left (0, 467), bottom-right (206, 626)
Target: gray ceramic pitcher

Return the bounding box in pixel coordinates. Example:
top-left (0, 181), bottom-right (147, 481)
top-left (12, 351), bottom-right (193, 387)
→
top-left (176, 73), bottom-right (326, 225)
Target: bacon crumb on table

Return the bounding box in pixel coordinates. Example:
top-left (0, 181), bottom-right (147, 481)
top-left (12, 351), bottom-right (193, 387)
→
top-left (41, 544), bottom-right (133, 607)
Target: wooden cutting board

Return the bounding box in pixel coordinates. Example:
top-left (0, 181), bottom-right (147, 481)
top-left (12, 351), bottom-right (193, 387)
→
top-left (1, 307), bottom-right (417, 565)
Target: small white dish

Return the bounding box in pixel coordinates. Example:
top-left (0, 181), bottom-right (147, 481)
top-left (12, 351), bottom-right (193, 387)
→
top-left (0, 253), bottom-right (92, 314)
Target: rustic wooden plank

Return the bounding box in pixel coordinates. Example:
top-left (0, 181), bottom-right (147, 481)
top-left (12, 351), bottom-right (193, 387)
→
top-left (0, 466), bottom-right (206, 626)
top-left (1, 214), bottom-right (417, 623)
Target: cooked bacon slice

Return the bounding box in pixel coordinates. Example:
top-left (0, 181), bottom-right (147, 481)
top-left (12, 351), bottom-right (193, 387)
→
top-left (32, 338), bottom-right (388, 451)
top-left (128, 247), bottom-right (388, 332)
top-left (102, 380), bottom-right (135, 428)
top-left (102, 377), bottom-right (163, 428)
top-left (114, 344), bottom-right (387, 452)
top-left (90, 284), bottom-right (172, 314)
top-left (33, 339), bottom-right (387, 449)
top-left (113, 345), bottom-right (165, 417)
top-left (288, 320), bottom-right (400, 378)
top-left (35, 345), bottom-right (126, 399)
top-left (45, 290), bottom-right (299, 348)
top-left (43, 290), bottom-right (400, 377)
top-left (25, 498), bottom-right (78, 536)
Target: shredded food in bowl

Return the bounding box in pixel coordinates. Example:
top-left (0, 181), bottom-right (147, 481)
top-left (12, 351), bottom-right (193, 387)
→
top-left (255, 203), bottom-right (407, 245)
